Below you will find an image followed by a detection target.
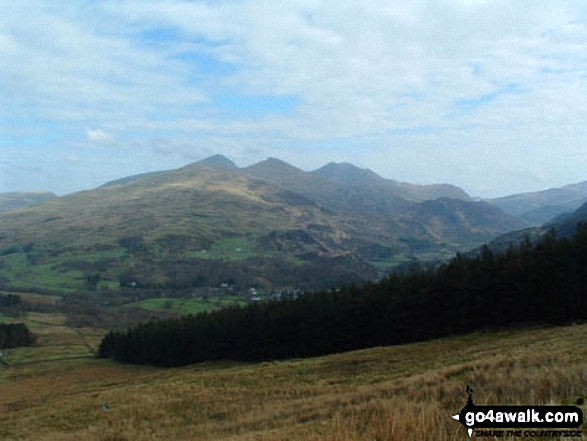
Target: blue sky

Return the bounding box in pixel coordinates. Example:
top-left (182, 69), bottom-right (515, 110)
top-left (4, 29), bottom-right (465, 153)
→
top-left (1, 0), bottom-right (587, 197)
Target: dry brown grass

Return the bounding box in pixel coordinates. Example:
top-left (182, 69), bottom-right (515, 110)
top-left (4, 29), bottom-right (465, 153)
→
top-left (1, 320), bottom-right (586, 441)
top-left (0, 291), bottom-right (61, 306)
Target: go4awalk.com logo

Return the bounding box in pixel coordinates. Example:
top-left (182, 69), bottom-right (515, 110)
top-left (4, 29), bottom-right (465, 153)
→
top-left (451, 386), bottom-right (584, 439)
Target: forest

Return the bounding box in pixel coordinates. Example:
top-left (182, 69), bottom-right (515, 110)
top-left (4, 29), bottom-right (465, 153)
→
top-left (98, 225), bottom-right (587, 367)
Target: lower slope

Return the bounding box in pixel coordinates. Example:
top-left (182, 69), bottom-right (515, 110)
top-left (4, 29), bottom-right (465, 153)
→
top-left (1, 318), bottom-right (586, 440)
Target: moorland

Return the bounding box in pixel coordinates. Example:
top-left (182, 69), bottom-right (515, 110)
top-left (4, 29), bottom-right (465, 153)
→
top-left (1, 305), bottom-right (586, 440)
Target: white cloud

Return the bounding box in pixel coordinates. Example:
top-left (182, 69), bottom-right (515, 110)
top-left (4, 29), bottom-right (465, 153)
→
top-left (87, 129), bottom-right (114, 143)
top-left (136, 0), bottom-right (586, 141)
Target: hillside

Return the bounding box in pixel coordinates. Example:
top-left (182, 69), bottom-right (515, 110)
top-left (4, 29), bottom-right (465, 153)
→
top-left (1, 309), bottom-right (586, 440)
top-left (0, 192), bottom-right (57, 213)
top-left (0, 156), bottom-right (525, 293)
top-left (243, 159), bottom-right (523, 256)
top-left (487, 181), bottom-right (587, 224)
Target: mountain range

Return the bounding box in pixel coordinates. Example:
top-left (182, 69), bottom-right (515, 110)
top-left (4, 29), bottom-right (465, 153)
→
top-left (484, 196), bottom-right (587, 254)
top-left (0, 155), bottom-right (571, 292)
top-left (487, 181), bottom-right (587, 224)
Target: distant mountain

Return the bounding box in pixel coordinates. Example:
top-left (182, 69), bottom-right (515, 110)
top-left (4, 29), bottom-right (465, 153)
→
top-left (0, 192), bottom-right (57, 213)
top-left (244, 158), bottom-right (310, 186)
top-left (313, 162), bottom-right (386, 186)
top-left (546, 200), bottom-right (587, 238)
top-left (99, 170), bottom-right (169, 189)
top-left (312, 162), bottom-right (471, 202)
top-left (100, 155), bottom-right (237, 189)
top-left (403, 197), bottom-right (524, 243)
top-left (487, 181), bottom-right (587, 225)
top-left (563, 181), bottom-right (587, 194)
top-left (0, 155), bottom-right (524, 293)
top-left (194, 154), bottom-right (237, 169)
top-left (244, 160), bottom-right (477, 226)
top-left (483, 198), bottom-right (587, 254)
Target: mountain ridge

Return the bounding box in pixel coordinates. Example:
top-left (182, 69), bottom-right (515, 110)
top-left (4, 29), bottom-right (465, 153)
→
top-left (487, 181), bottom-right (587, 224)
top-left (0, 155), bottom-right (526, 292)
top-left (479, 197), bottom-right (587, 256)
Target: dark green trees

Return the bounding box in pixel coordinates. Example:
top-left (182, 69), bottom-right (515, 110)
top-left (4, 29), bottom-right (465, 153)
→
top-left (0, 323), bottom-right (35, 349)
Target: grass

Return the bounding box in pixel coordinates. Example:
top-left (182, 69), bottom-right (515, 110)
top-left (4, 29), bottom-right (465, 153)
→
top-left (128, 296), bottom-right (247, 315)
top-left (369, 255), bottom-right (412, 270)
top-left (197, 237), bottom-right (257, 260)
top-left (0, 315), bottom-right (586, 440)
top-left (0, 252), bottom-right (86, 292)
top-left (0, 291), bottom-right (62, 305)
top-left (0, 312), bottom-right (101, 364)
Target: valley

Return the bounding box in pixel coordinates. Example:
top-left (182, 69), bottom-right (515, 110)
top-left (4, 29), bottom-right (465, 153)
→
top-left (5, 3), bottom-right (587, 440)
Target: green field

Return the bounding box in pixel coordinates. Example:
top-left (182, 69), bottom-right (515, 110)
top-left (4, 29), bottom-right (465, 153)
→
top-left (128, 296), bottom-right (247, 315)
top-left (187, 237), bottom-right (258, 260)
top-left (0, 312), bottom-right (100, 365)
top-left (0, 252), bottom-right (84, 292)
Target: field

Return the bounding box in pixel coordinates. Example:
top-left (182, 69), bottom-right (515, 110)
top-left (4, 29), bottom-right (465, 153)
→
top-left (0, 310), bottom-right (586, 440)
top-left (126, 296), bottom-right (247, 315)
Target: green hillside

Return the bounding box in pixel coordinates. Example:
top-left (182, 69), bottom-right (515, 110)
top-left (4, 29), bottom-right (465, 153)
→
top-left (0, 157), bottom-right (525, 294)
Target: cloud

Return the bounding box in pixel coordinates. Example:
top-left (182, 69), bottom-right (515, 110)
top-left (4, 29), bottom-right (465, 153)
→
top-left (2, 1), bottom-right (587, 196)
top-left (87, 129), bottom-right (114, 143)
top-left (0, 2), bottom-right (207, 129)
top-left (5, 1), bottom-right (586, 138)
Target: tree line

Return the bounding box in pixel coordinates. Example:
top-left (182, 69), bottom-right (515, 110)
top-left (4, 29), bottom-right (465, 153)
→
top-left (98, 225), bottom-right (587, 367)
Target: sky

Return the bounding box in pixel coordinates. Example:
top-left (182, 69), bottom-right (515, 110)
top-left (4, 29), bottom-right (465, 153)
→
top-left (1, 1), bottom-right (587, 198)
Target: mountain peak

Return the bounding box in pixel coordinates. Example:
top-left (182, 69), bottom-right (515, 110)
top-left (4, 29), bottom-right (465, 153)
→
top-left (195, 154), bottom-right (237, 169)
top-left (257, 157), bottom-right (298, 167)
top-left (320, 161), bottom-right (360, 169)
top-left (313, 162), bottom-right (384, 185)
top-left (245, 158), bottom-right (304, 175)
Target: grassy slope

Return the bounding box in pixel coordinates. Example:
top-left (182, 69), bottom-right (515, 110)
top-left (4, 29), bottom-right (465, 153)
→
top-left (0, 312), bottom-right (585, 440)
